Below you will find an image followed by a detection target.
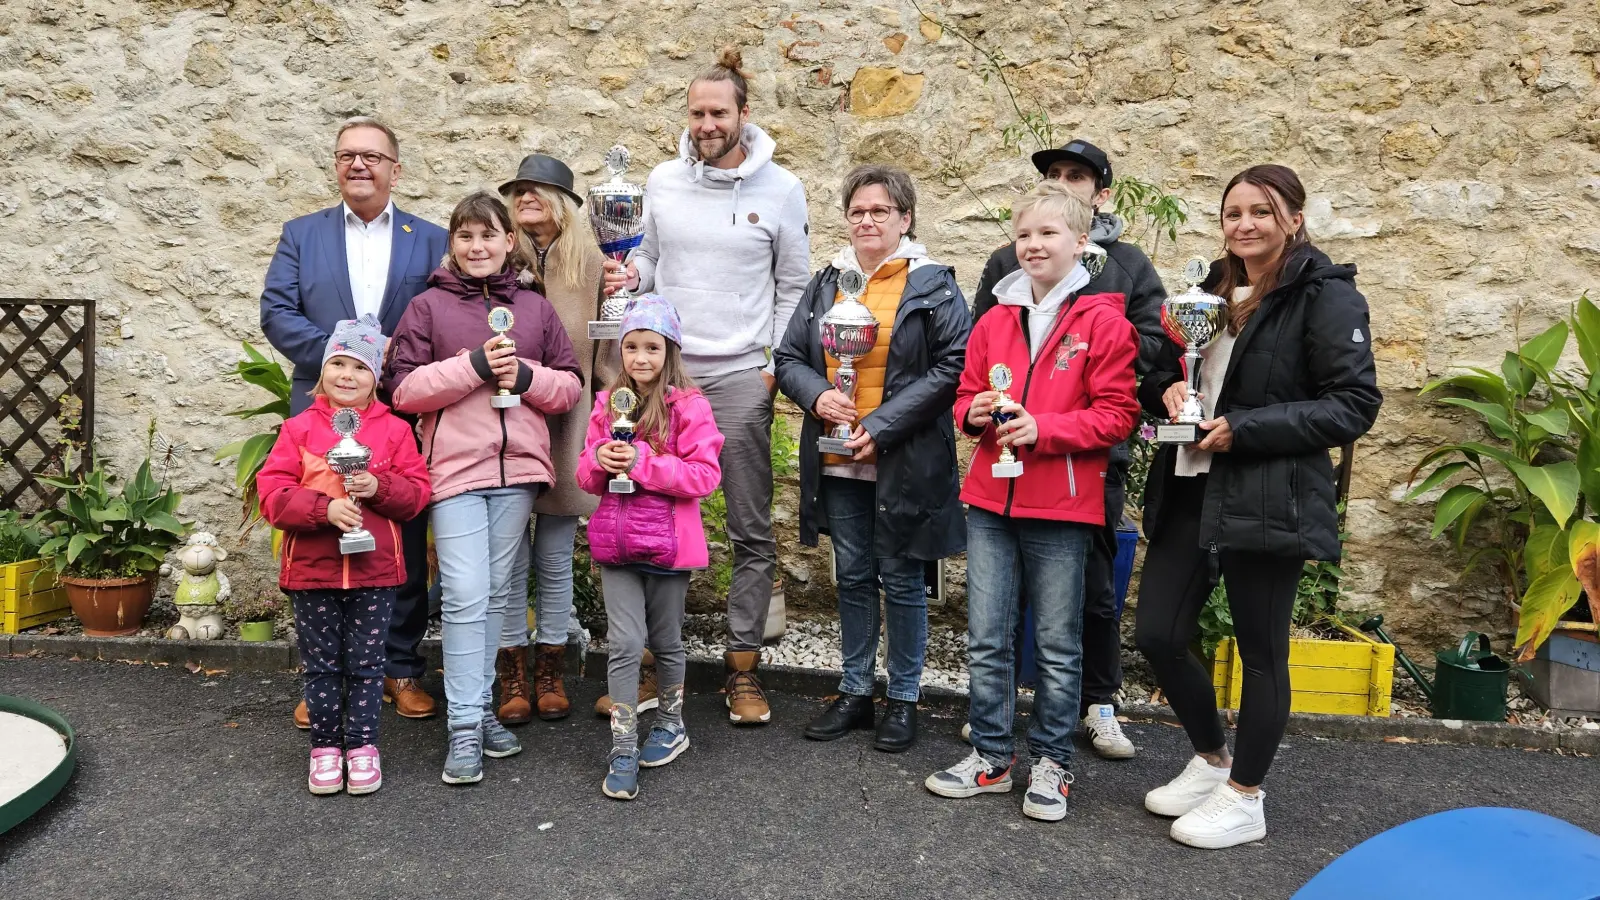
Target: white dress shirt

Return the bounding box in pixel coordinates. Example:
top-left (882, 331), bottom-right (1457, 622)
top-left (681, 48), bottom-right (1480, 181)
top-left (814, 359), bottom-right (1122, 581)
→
top-left (343, 201), bottom-right (394, 321)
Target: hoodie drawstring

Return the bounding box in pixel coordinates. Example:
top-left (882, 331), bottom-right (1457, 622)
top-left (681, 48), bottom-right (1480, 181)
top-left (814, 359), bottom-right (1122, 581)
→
top-left (731, 176), bottom-right (743, 225)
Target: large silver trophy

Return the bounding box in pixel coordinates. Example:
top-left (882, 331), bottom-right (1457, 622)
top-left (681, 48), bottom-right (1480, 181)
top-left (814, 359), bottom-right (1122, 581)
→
top-left (817, 269), bottom-right (878, 456)
top-left (1154, 257), bottom-right (1230, 445)
top-left (325, 407), bottom-right (376, 555)
top-left (587, 145), bottom-right (646, 341)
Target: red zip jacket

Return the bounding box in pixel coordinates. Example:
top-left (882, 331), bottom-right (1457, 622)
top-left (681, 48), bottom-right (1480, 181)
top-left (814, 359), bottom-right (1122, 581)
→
top-left (257, 395), bottom-right (433, 590)
top-left (954, 291), bottom-right (1139, 525)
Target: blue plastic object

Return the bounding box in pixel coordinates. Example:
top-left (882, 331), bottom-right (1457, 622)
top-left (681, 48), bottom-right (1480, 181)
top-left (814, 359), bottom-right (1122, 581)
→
top-left (1294, 808), bottom-right (1600, 900)
top-left (1018, 523), bottom-right (1139, 689)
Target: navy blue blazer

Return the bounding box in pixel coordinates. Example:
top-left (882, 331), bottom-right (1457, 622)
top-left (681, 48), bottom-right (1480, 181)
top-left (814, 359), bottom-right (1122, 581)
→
top-left (259, 203), bottom-right (449, 414)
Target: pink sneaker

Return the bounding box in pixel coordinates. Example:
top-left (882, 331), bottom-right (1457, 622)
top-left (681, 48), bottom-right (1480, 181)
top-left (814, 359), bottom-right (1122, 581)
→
top-left (345, 745), bottom-right (382, 795)
top-left (308, 747), bottom-right (344, 795)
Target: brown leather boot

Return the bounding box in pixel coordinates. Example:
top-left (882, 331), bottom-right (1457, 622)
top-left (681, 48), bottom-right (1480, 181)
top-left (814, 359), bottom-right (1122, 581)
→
top-left (725, 650), bottom-right (771, 725)
top-left (293, 699), bottom-right (310, 730)
top-left (594, 648), bottom-right (659, 717)
top-left (383, 676), bottom-right (438, 719)
top-left (496, 647), bottom-right (532, 725)
top-left (532, 643), bottom-right (571, 720)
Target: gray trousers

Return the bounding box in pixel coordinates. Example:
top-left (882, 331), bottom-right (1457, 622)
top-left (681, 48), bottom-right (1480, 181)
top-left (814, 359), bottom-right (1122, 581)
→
top-left (602, 566), bottom-right (689, 751)
top-left (698, 367), bottom-right (777, 652)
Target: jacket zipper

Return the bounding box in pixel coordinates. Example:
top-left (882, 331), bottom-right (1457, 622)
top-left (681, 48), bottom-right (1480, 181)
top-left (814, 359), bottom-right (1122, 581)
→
top-left (1003, 304), bottom-right (1078, 516)
top-left (486, 284), bottom-right (510, 487)
top-left (426, 408), bottom-right (444, 467)
top-left (1065, 453), bottom-right (1077, 497)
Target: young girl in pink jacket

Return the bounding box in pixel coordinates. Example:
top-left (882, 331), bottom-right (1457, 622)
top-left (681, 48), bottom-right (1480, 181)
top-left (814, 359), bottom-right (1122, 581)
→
top-left (386, 191), bottom-right (582, 785)
top-left (576, 294), bottom-right (724, 801)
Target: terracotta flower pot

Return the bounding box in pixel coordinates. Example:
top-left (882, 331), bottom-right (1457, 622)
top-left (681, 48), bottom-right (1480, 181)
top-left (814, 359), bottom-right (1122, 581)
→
top-left (58, 574), bottom-right (156, 637)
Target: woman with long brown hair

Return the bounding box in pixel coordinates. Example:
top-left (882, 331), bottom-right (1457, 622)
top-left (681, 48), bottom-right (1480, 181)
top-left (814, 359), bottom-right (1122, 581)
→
top-left (492, 155), bottom-right (626, 725)
top-left (1133, 164), bottom-right (1382, 848)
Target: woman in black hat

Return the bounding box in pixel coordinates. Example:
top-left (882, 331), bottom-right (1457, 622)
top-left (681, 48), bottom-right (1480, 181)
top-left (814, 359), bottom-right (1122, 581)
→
top-left (491, 154), bottom-right (627, 726)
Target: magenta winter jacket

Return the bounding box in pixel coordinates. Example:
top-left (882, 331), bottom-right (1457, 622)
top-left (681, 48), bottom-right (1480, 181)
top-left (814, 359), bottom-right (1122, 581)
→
top-left (577, 387), bottom-right (724, 570)
top-left (386, 267), bottom-right (583, 503)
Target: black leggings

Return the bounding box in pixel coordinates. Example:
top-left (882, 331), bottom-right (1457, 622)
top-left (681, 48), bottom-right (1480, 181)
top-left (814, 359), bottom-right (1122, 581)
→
top-left (1134, 474), bottom-right (1302, 787)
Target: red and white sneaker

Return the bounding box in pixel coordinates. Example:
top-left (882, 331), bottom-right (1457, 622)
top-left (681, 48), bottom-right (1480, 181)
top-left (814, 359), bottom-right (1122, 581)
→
top-left (925, 749), bottom-right (1014, 798)
top-left (308, 747), bottom-right (344, 795)
top-left (345, 745), bottom-right (382, 795)
top-left (1023, 757), bottom-right (1074, 821)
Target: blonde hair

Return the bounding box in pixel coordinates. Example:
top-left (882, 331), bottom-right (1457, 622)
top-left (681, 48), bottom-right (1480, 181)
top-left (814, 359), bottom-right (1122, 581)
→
top-left (501, 182), bottom-right (604, 295)
top-left (1013, 181), bottom-right (1093, 238)
top-left (692, 45), bottom-right (750, 108)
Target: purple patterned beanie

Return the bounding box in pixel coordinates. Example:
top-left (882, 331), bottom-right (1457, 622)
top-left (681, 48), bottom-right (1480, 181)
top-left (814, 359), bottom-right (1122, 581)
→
top-left (618, 293), bottom-right (683, 346)
top-left (322, 314), bottom-right (387, 373)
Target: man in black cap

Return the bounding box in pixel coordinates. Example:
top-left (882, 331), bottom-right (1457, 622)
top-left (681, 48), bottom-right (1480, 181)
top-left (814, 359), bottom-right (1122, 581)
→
top-left (970, 138), bottom-right (1167, 761)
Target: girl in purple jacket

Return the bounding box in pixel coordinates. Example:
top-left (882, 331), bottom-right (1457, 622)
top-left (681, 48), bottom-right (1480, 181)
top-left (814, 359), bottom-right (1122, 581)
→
top-left (576, 294), bottom-right (724, 801)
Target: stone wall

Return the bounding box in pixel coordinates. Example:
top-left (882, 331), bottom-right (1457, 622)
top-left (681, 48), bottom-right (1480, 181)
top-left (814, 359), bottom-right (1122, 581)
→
top-left (1, 0), bottom-right (1597, 645)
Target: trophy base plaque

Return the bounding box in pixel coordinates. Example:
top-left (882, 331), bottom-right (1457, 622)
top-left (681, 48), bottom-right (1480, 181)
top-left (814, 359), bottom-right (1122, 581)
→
top-left (588, 320), bottom-right (621, 341)
top-left (1155, 422), bottom-right (1200, 444)
top-left (817, 437), bottom-right (853, 456)
top-left (490, 393), bottom-right (519, 409)
top-left (991, 460), bottom-right (1024, 478)
top-left (340, 530), bottom-right (376, 555)
top-left (608, 476), bottom-right (636, 494)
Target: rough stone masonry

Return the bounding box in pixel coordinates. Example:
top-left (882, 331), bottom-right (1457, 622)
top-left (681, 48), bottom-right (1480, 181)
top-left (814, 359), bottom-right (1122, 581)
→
top-left (0, 0), bottom-right (1596, 648)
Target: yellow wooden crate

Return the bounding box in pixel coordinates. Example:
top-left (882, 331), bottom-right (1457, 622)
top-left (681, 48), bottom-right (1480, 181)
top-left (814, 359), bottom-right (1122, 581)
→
top-left (1212, 624), bottom-right (1394, 717)
top-left (1, 558), bottom-right (71, 633)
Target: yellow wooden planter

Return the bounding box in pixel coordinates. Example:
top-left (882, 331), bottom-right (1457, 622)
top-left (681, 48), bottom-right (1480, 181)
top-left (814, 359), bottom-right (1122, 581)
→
top-left (1212, 624), bottom-right (1395, 717)
top-left (2, 559), bottom-right (70, 634)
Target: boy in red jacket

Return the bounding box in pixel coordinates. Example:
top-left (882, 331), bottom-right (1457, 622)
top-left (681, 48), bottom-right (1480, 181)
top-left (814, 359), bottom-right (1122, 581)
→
top-left (257, 316), bottom-right (433, 796)
top-left (925, 182), bottom-right (1138, 821)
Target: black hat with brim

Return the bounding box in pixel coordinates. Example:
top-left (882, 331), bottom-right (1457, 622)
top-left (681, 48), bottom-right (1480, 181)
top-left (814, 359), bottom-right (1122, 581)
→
top-left (498, 154), bottom-right (584, 207)
top-left (1031, 139), bottom-right (1113, 191)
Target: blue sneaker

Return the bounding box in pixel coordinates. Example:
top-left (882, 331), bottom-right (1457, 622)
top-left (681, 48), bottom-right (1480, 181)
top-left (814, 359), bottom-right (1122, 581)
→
top-left (603, 752), bottom-right (639, 800)
top-left (639, 725), bottom-right (689, 768)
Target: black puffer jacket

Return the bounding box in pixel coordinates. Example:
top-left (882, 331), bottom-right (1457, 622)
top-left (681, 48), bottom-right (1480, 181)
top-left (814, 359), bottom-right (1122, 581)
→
top-left (774, 263), bottom-right (971, 561)
top-left (1139, 245), bottom-right (1383, 562)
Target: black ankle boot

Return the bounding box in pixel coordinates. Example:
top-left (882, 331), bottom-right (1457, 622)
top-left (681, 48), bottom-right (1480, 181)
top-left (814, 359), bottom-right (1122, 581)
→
top-left (803, 694), bottom-right (876, 741)
top-left (873, 699), bottom-right (918, 753)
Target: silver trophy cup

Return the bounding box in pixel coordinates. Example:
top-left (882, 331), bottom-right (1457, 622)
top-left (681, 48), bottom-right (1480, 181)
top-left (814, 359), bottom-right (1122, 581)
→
top-left (325, 407), bottom-right (377, 555)
top-left (1155, 257), bottom-right (1230, 445)
top-left (817, 269), bottom-right (878, 456)
top-left (587, 145), bottom-right (646, 341)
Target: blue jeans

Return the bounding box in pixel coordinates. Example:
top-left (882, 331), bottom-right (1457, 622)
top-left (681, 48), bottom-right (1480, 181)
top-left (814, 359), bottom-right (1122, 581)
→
top-left (499, 512), bottom-right (581, 648)
top-left (431, 485), bottom-right (537, 729)
top-left (965, 505), bottom-right (1091, 767)
top-left (825, 476), bottom-right (928, 703)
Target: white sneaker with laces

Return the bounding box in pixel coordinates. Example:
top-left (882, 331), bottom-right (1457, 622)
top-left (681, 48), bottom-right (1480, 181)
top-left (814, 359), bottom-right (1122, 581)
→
top-left (1022, 757), bottom-right (1073, 822)
top-left (1081, 704), bottom-right (1136, 759)
top-left (1170, 782), bottom-right (1266, 849)
top-left (1144, 754), bottom-right (1231, 816)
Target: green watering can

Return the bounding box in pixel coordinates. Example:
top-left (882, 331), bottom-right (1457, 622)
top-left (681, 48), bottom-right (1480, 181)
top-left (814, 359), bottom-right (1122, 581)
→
top-left (1360, 617), bottom-right (1510, 722)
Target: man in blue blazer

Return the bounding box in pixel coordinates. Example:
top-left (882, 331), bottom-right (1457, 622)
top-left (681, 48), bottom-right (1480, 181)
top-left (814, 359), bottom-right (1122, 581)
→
top-left (260, 116), bottom-right (448, 725)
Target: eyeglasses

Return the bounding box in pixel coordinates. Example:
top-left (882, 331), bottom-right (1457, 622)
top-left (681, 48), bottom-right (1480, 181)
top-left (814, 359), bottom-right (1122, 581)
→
top-left (334, 150), bottom-right (397, 168)
top-left (846, 206), bottom-right (901, 224)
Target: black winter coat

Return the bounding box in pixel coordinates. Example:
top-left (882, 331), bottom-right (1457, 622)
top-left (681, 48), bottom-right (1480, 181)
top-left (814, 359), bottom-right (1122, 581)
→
top-left (1139, 245), bottom-right (1383, 562)
top-left (774, 263), bottom-right (971, 561)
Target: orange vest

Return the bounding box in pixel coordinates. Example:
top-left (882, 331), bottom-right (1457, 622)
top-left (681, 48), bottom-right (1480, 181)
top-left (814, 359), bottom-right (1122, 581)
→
top-left (823, 259), bottom-right (908, 465)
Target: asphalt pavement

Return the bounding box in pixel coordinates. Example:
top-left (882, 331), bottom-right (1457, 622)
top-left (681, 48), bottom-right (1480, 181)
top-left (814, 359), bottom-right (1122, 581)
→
top-left (1, 656), bottom-right (1596, 900)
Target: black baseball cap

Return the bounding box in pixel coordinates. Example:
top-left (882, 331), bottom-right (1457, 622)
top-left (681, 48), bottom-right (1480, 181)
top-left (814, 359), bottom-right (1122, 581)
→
top-left (1032, 139), bottom-right (1113, 191)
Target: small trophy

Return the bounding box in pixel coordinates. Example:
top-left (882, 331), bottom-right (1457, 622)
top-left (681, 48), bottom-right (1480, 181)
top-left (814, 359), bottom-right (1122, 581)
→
top-left (1155, 257), bottom-right (1230, 445)
top-left (817, 268), bottom-right (878, 456)
top-left (324, 407), bottom-right (376, 555)
top-left (587, 145), bottom-right (646, 341)
top-left (989, 364), bottom-right (1024, 478)
top-left (607, 387), bottom-right (640, 494)
top-left (488, 307), bottom-right (519, 409)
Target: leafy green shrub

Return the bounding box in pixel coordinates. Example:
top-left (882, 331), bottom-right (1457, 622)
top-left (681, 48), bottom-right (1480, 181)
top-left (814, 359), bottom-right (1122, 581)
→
top-left (214, 342), bottom-right (292, 534)
top-left (35, 436), bottom-right (188, 578)
top-left (0, 510), bottom-right (46, 566)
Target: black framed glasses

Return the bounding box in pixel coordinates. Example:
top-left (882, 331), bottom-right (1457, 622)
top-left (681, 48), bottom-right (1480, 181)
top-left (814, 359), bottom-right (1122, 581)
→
top-left (334, 150), bottom-right (397, 168)
top-left (846, 205), bottom-right (901, 224)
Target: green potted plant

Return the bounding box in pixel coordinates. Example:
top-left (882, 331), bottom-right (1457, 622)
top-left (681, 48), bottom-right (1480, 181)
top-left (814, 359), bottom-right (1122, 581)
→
top-left (230, 592), bottom-right (281, 642)
top-left (0, 510), bottom-right (68, 633)
top-left (214, 342), bottom-right (292, 539)
top-left (34, 431), bottom-right (189, 636)
top-left (1406, 295), bottom-right (1600, 669)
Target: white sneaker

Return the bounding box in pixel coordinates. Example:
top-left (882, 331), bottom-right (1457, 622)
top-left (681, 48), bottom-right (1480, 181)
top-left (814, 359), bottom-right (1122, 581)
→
top-left (1170, 782), bottom-right (1267, 849)
top-left (960, 722), bottom-right (971, 743)
top-left (1144, 754), bottom-right (1231, 816)
top-left (1081, 704), bottom-right (1136, 759)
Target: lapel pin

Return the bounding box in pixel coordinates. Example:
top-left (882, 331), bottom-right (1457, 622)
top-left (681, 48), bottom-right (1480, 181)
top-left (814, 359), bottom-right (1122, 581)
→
top-left (402, 224), bottom-right (412, 233)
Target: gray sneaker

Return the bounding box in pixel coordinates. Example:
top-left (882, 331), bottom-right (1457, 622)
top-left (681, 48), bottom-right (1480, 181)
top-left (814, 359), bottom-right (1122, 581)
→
top-left (441, 725), bottom-right (484, 785)
top-left (481, 712), bottom-right (522, 759)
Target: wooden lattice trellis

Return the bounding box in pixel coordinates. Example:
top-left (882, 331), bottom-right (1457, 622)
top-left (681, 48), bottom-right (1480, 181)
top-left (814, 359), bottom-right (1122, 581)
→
top-left (0, 298), bottom-right (95, 511)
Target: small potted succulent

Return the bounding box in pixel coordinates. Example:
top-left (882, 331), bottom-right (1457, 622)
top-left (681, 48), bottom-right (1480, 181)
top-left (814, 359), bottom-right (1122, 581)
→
top-left (230, 592), bottom-right (281, 642)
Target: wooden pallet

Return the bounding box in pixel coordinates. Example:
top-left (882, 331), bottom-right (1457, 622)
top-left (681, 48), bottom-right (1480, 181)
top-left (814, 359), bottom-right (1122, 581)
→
top-left (1213, 625), bottom-right (1395, 717)
top-left (1, 558), bottom-right (70, 633)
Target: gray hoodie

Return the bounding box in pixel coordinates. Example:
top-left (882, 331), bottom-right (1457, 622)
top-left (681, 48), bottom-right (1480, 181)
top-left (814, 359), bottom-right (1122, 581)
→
top-left (633, 124), bottom-right (812, 378)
